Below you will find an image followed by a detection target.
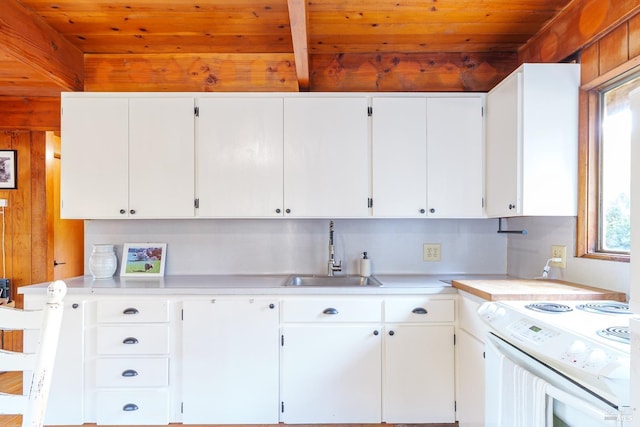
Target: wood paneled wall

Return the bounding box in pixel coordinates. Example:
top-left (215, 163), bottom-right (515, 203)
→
top-left (0, 131), bottom-right (51, 350)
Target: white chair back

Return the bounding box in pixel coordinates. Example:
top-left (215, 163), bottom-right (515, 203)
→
top-left (0, 280), bottom-right (66, 427)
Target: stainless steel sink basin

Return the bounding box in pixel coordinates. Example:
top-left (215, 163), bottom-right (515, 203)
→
top-left (283, 274), bottom-right (383, 287)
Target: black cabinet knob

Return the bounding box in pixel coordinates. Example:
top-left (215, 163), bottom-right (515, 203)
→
top-left (419, 208), bottom-right (426, 214)
top-left (429, 208), bottom-right (435, 213)
top-left (119, 209), bottom-right (126, 214)
top-left (373, 330), bottom-right (379, 336)
top-left (122, 403), bottom-right (139, 412)
top-left (72, 303), bottom-right (79, 309)
top-left (123, 308), bottom-right (139, 315)
top-left (129, 209), bottom-right (136, 215)
top-left (285, 208), bottom-right (291, 214)
top-left (276, 208), bottom-right (281, 214)
top-left (323, 307), bottom-right (339, 315)
top-left (389, 330), bottom-right (395, 336)
top-left (508, 204), bottom-right (516, 210)
top-left (122, 369), bottom-right (139, 377)
top-left (122, 337), bottom-right (139, 345)
top-left (269, 303), bottom-right (275, 309)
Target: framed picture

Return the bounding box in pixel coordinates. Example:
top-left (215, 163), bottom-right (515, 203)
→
top-left (121, 243), bottom-right (167, 277)
top-left (0, 150), bottom-right (17, 189)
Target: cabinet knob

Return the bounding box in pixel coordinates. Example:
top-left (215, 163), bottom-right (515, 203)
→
top-left (123, 307), bottom-right (139, 315)
top-left (275, 208), bottom-right (281, 214)
top-left (122, 337), bottom-right (139, 345)
top-left (122, 403), bottom-right (139, 412)
top-left (412, 307), bottom-right (428, 315)
top-left (285, 208), bottom-right (291, 214)
top-left (508, 204), bottom-right (516, 210)
top-left (419, 208), bottom-right (426, 214)
top-left (72, 303), bottom-right (79, 309)
top-left (119, 209), bottom-right (126, 214)
top-left (269, 303), bottom-right (275, 309)
top-left (122, 369), bottom-right (139, 377)
top-left (322, 307), bottom-right (339, 315)
top-left (389, 330), bottom-right (395, 336)
top-left (429, 208), bottom-right (435, 213)
top-left (129, 209), bottom-right (136, 215)
top-left (373, 330), bottom-right (379, 336)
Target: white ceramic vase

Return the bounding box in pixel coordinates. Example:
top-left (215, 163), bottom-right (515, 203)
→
top-left (89, 244), bottom-right (117, 279)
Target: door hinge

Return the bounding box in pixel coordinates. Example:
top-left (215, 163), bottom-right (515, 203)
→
top-left (281, 401), bottom-right (285, 413)
top-left (483, 351), bottom-right (486, 359)
top-left (181, 309), bottom-right (184, 321)
top-left (367, 106), bottom-right (373, 116)
top-left (194, 106), bottom-right (200, 117)
top-left (281, 334), bottom-right (284, 346)
top-left (453, 333), bottom-right (456, 345)
top-left (368, 198), bottom-right (373, 208)
top-left (481, 106), bottom-right (484, 117)
top-left (454, 400), bottom-right (457, 412)
top-left (181, 402), bottom-right (184, 414)
top-left (482, 197), bottom-right (485, 208)
top-left (194, 198), bottom-right (200, 209)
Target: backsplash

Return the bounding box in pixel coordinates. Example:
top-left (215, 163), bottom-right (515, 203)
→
top-left (84, 218), bottom-right (507, 276)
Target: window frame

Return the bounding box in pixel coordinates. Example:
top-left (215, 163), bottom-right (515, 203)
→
top-left (577, 66), bottom-right (639, 263)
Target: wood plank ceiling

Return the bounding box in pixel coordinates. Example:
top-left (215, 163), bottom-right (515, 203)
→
top-left (1, 0), bottom-right (580, 101)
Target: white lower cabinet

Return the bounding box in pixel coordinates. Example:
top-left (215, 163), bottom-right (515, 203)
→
top-left (23, 296), bottom-right (85, 425)
top-left (280, 295), bottom-right (456, 424)
top-left (456, 291), bottom-right (490, 427)
top-left (181, 297), bottom-right (280, 424)
top-left (88, 298), bottom-right (173, 425)
top-left (383, 297), bottom-right (456, 423)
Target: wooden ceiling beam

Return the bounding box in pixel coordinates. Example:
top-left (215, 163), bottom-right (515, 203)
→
top-left (519, 0), bottom-right (640, 63)
top-left (0, 97), bottom-right (61, 131)
top-left (287, 0), bottom-right (310, 91)
top-left (0, 0), bottom-right (84, 92)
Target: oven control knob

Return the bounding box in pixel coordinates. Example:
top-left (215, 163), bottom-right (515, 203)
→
top-left (587, 349), bottom-right (607, 367)
top-left (569, 340), bottom-right (587, 354)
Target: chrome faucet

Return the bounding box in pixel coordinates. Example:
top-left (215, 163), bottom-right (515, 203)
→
top-left (327, 220), bottom-right (342, 276)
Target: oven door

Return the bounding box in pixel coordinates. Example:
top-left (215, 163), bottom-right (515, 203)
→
top-left (485, 333), bottom-right (627, 427)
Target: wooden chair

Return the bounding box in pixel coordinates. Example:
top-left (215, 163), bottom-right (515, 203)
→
top-left (0, 280), bottom-right (67, 427)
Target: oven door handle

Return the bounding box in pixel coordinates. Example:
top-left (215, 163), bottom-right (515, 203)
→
top-left (545, 384), bottom-right (623, 422)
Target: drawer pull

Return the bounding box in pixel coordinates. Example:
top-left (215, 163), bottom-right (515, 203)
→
top-left (323, 308), bottom-right (339, 315)
top-left (122, 369), bottom-right (139, 377)
top-left (123, 307), bottom-right (139, 315)
top-left (122, 403), bottom-right (139, 412)
top-left (122, 337), bottom-right (139, 345)
top-left (412, 307), bottom-right (428, 315)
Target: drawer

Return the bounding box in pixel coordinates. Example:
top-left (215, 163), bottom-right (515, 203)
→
top-left (96, 358), bottom-right (169, 387)
top-left (458, 292), bottom-right (489, 340)
top-left (97, 300), bottom-right (169, 323)
top-left (96, 389), bottom-right (169, 425)
top-left (384, 297), bottom-right (454, 323)
top-left (281, 298), bottom-right (382, 323)
top-left (96, 325), bottom-right (170, 355)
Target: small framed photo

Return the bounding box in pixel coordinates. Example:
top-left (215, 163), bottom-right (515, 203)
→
top-left (121, 243), bottom-right (167, 277)
top-left (0, 150), bottom-right (17, 189)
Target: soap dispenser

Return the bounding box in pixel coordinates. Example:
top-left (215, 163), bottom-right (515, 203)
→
top-left (360, 252), bottom-right (371, 277)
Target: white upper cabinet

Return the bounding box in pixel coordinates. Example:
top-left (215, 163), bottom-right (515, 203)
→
top-left (485, 63), bottom-right (580, 217)
top-left (61, 95), bottom-right (195, 219)
top-left (196, 98), bottom-right (284, 217)
top-left (128, 97), bottom-right (195, 218)
top-left (426, 97), bottom-right (484, 218)
top-left (371, 97), bottom-right (427, 217)
top-left (283, 97), bottom-right (370, 217)
top-left (61, 97), bottom-right (129, 219)
top-left (371, 95), bottom-right (484, 218)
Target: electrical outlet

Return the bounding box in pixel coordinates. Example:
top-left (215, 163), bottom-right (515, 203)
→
top-left (423, 243), bottom-right (441, 262)
top-left (550, 245), bottom-right (567, 268)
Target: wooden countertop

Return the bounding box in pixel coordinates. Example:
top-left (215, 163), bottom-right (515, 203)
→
top-left (452, 279), bottom-right (627, 302)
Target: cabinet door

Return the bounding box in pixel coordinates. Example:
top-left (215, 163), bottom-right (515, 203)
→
top-left (196, 98), bottom-right (284, 217)
top-left (129, 97), bottom-right (195, 218)
top-left (427, 97), bottom-right (484, 217)
top-left (485, 71), bottom-right (521, 217)
top-left (371, 97), bottom-right (427, 217)
top-left (456, 328), bottom-right (486, 427)
top-left (182, 298), bottom-right (280, 424)
top-left (383, 325), bottom-right (455, 423)
top-left (280, 325), bottom-right (381, 423)
top-left (61, 97), bottom-right (129, 218)
top-left (24, 297), bottom-right (85, 425)
top-left (283, 97), bottom-right (370, 217)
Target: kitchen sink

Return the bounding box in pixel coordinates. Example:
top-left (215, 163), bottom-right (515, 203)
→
top-left (283, 274), bottom-right (383, 287)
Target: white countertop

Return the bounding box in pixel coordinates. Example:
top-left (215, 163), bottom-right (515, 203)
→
top-left (18, 274), bottom-right (509, 296)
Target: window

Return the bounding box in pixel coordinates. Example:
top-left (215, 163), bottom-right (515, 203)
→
top-left (579, 72), bottom-right (640, 261)
top-left (598, 76), bottom-right (638, 253)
